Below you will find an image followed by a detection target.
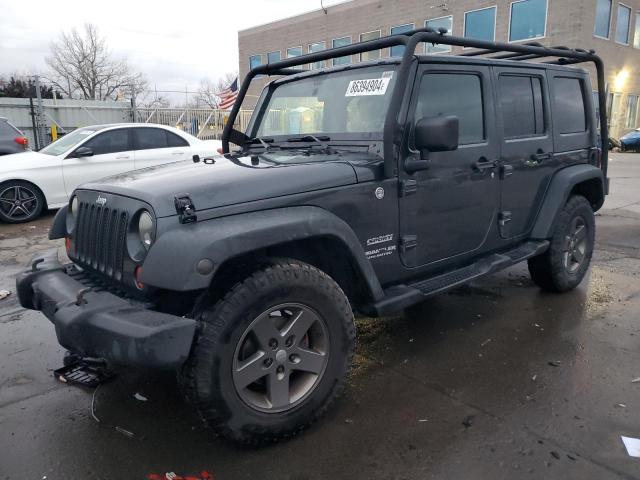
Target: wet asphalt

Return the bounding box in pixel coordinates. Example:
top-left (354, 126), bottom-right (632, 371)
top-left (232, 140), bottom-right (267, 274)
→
top-left (1, 154), bottom-right (640, 480)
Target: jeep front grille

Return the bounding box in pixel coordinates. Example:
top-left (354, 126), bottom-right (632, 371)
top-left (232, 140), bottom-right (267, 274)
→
top-left (74, 201), bottom-right (128, 281)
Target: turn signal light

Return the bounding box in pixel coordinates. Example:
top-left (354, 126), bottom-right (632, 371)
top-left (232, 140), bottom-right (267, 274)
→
top-left (64, 237), bottom-right (72, 255)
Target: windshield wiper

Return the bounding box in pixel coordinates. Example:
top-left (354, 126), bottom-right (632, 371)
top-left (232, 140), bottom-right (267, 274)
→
top-left (245, 137), bottom-right (276, 151)
top-left (286, 135), bottom-right (330, 144)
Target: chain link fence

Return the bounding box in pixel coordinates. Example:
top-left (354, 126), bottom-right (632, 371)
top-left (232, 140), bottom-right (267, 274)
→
top-left (0, 97), bottom-right (253, 149)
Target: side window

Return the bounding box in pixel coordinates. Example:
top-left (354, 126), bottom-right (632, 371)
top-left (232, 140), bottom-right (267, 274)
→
top-left (499, 75), bottom-right (545, 139)
top-left (415, 73), bottom-right (484, 145)
top-left (82, 129), bottom-right (129, 156)
top-left (166, 131), bottom-right (189, 148)
top-left (134, 128), bottom-right (168, 150)
top-left (553, 77), bottom-right (587, 134)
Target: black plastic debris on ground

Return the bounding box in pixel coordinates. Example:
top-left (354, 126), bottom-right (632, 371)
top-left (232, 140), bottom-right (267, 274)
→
top-left (54, 361), bottom-right (116, 388)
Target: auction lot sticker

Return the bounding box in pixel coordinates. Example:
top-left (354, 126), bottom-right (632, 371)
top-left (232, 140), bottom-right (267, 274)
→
top-left (345, 72), bottom-right (393, 96)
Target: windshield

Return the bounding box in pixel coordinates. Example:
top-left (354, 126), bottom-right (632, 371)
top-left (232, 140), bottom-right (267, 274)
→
top-left (39, 127), bottom-right (101, 156)
top-left (252, 65), bottom-right (398, 140)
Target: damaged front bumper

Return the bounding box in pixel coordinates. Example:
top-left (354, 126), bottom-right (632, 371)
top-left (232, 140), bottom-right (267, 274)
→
top-left (16, 250), bottom-right (196, 369)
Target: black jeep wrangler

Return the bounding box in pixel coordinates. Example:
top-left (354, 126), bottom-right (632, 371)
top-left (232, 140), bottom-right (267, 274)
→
top-left (17, 29), bottom-right (608, 445)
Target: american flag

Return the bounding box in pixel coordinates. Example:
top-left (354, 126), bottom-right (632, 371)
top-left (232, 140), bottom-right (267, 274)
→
top-left (218, 78), bottom-right (239, 110)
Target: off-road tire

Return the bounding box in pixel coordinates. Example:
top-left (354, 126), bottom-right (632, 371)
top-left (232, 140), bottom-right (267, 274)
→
top-left (528, 195), bottom-right (595, 292)
top-left (180, 259), bottom-right (355, 445)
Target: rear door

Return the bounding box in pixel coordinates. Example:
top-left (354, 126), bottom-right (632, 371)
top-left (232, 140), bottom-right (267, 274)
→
top-left (133, 127), bottom-right (190, 169)
top-left (493, 67), bottom-right (554, 239)
top-left (62, 128), bottom-right (134, 194)
top-left (399, 64), bottom-right (500, 268)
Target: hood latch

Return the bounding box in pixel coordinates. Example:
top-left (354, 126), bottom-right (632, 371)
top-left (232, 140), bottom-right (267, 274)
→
top-left (174, 194), bottom-right (197, 224)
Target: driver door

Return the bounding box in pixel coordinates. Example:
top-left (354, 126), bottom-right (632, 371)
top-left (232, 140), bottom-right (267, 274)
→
top-left (63, 128), bottom-right (134, 195)
top-left (399, 64), bottom-right (500, 268)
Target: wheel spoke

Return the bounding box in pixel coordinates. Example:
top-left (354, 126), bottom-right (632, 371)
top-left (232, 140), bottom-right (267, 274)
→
top-left (6, 205), bottom-right (18, 218)
top-left (251, 316), bottom-right (282, 350)
top-left (563, 235), bottom-right (572, 251)
top-left (282, 308), bottom-right (316, 342)
top-left (234, 351), bottom-right (267, 388)
top-left (21, 196), bottom-right (37, 204)
top-left (268, 371), bottom-right (290, 409)
top-left (572, 248), bottom-right (585, 264)
top-left (13, 186), bottom-right (21, 201)
top-left (293, 347), bottom-right (326, 374)
top-left (0, 197), bottom-right (14, 205)
top-left (574, 225), bottom-right (587, 244)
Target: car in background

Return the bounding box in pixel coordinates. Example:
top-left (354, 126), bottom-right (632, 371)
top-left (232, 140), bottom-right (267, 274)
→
top-left (620, 129), bottom-right (640, 152)
top-left (0, 117), bottom-right (29, 156)
top-left (0, 123), bottom-right (221, 223)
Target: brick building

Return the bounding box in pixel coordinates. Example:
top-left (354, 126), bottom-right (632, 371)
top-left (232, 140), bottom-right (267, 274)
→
top-left (238, 0), bottom-right (640, 138)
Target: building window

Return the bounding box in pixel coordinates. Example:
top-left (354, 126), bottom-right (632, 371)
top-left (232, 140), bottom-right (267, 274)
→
top-left (390, 23), bottom-right (415, 57)
top-left (267, 51), bottom-right (281, 64)
top-left (510, 0), bottom-right (547, 42)
top-left (634, 12), bottom-right (640, 47)
top-left (309, 41), bottom-right (326, 69)
top-left (425, 16), bottom-right (453, 53)
top-left (616, 4), bottom-right (632, 44)
top-left (608, 92), bottom-right (622, 128)
top-left (594, 0), bottom-right (612, 38)
top-left (287, 46), bottom-right (303, 58)
top-left (625, 94), bottom-right (639, 128)
top-left (249, 54), bottom-right (262, 70)
top-left (360, 30), bottom-right (381, 61)
top-left (464, 7), bottom-right (497, 42)
top-left (332, 37), bottom-right (352, 66)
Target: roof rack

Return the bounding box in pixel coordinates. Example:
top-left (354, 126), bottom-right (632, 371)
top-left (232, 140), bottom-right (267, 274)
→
top-left (223, 27), bottom-right (608, 182)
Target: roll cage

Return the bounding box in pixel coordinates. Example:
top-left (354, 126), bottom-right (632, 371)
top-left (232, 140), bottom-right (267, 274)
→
top-left (222, 27), bottom-right (609, 182)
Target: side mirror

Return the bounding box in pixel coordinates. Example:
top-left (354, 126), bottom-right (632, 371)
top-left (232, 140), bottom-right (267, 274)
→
top-left (415, 115), bottom-right (459, 153)
top-left (405, 115), bottom-right (459, 174)
top-left (71, 147), bottom-right (93, 158)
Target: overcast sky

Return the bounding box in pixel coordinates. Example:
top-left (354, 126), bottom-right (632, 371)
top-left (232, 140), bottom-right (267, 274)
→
top-left (0, 0), bottom-right (343, 97)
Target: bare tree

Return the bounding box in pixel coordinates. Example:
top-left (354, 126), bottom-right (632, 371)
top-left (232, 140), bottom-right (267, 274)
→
top-left (197, 73), bottom-right (236, 109)
top-left (45, 24), bottom-right (147, 101)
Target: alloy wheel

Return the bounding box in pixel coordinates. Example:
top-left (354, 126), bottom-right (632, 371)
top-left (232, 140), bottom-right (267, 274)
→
top-left (232, 303), bottom-right (330, 413)
top-left (563, 216), bottom-right (588, 274)
top-left (0, 185), bottom-right (39, 221)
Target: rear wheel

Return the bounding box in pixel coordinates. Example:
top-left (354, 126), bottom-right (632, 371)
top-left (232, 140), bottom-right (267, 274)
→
top-left (180, 259), bottom-right (355, 445)
top-left (528, 195), bottom-right (595, 292)
top-left (0, 181), bottom-right (44, 223)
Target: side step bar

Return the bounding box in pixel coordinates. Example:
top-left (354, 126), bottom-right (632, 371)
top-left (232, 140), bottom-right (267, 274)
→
top-left (365, 240), bottom-right (549, 316)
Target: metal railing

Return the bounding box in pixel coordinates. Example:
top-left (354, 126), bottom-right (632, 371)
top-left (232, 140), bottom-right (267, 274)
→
top-left (134, 108), bottom-right (253, 140)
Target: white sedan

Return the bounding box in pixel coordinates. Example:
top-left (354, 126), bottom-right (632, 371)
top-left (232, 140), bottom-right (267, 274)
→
top-left (0, 123), bottom-right (221, 223)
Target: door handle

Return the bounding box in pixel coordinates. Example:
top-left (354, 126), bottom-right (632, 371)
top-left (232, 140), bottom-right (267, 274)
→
top-left (115, 155), bottom-right (130, 159)
top-left (530, 151), bottom-right (552, 162)
top-left (473, 158), bottom-right (498, 172)
top-left (171, 151), bottom-right (184, 155)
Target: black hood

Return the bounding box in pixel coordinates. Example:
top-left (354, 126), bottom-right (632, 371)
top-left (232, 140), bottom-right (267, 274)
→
top-left (79, 151), bottom-right (367, 217)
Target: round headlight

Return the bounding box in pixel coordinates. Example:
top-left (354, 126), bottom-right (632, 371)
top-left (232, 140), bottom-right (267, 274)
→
top-left (138, 210), bottom-right (155, 250)
top-left (70, 196), bottom-right (79, 219)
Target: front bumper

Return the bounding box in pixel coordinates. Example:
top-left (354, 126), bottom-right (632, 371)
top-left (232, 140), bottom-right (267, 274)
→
top-left (16, 250), bottom-right (196, 369)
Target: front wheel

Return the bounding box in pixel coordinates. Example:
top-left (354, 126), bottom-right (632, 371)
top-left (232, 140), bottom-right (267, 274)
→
top-left (180, 259), bottom-right (355, 445)
top-left (0, 181), bottom-right (45, 223)
top-left (528, 195), bottom-right (595, 292)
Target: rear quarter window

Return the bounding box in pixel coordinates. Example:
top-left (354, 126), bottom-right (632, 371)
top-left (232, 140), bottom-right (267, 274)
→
top-left (553, 77), bottom-right (587, 134)
top-left (0, 120), bottom-right (20, 137)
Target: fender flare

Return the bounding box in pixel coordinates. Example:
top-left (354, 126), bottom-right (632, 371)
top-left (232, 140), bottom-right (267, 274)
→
top-left (49, 205), bottom-right (68, 240)
top-left (531, 164), bottom-right (604, 239)
top-left (140, 206), bottom-right (384, 300)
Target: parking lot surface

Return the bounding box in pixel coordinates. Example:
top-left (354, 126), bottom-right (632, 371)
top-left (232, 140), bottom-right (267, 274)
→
top-left (1, 154), bottom-right (639, 479)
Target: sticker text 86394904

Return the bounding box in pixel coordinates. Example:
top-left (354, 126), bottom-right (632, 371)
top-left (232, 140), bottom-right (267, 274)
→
top-left (345, 77), bottom-right (391, 97)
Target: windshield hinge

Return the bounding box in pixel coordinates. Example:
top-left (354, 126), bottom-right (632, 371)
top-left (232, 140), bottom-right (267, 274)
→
top-left (174, 194), bottom-right (197, 224)
top-left (400, 179), bottom-right (418, 197)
